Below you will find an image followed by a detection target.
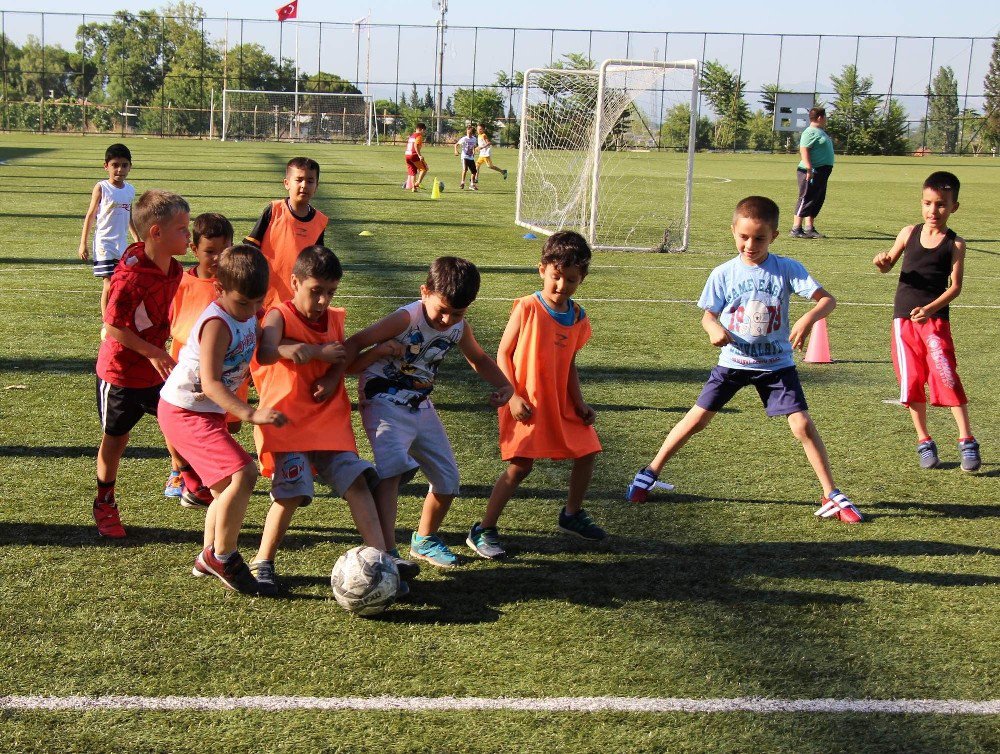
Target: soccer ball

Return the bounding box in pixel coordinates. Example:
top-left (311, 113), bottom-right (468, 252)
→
top-left (438, 180), bottom-right (444, 192)
top-left (330, 546), bottom-right (400, 616)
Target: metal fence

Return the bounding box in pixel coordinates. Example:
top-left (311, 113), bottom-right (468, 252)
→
top-left (0, 10), bottom-right (994, 153)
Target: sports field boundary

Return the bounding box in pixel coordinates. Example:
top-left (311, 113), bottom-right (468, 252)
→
top-left (2, 695), bottom-right (998, 715)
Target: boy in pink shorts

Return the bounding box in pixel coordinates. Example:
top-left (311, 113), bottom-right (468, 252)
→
top-left (874, 171), bottom-right (980, 472)
top-left (158, 245), bottom-right (287, 595)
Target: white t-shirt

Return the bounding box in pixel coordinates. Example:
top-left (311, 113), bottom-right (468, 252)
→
top-left (94, 180), bottom-right (136, 262)
top-left (457, 135), bottom-right (477, 160)
top-left (161, 301), bottom-right (257, 413)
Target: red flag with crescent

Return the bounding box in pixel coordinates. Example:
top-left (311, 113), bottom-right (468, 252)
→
top-left (276, 0), bottom-right (298, 21)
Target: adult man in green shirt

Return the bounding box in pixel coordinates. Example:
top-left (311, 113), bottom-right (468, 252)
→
top-left (791, 107), bottom-right (834, 239)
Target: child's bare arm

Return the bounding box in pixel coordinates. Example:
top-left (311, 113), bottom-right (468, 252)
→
top-left (568, 358), bottom-right (595, 425)
top-left (789, 287), bottom-right (836, 350)
top-left (496, 304), bottom-right (533, 421)
top-left (78, 184), bottom-right (102, 260)
top-left (257, 309), bottom-right (346, 365)
top-left (701, 310), bottom-right (732, 347)
top-left (104, 324), bottom-right (175, 380)
top-left (911, 237), bottom-right (966, 323)
top-left (343, 309), bottom-right (410, 367)
top-left (458, 323), bottom-right (513, 407)
top-left (200, 318), bottom-right (286, 426)
top-left (874, 225), bottom-right (912, 272)
top-left (346, 339), bottom-right (405, 375)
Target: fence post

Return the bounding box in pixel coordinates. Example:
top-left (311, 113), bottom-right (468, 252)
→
top-left (920, 37), bottom-right (936, 151)
top-left (959, 38), bottom-right (975, 155)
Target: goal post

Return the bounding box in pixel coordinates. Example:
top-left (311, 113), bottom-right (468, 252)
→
top-left (221, 90), bottom-right (375, 144)
top-left (516, 59), bottom-right (699, 252)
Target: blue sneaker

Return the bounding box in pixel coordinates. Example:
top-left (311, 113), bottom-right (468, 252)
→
top-left (409, 532), bottom-right (459, 568)
top-left (558, 507), bottom-right (607, 541)
top-left (164, 470), bottom-right (184, 498)
top-left (466, 522), bottom-right (506, 560)
top-left (959, 439), bottom-right (981, 472)
top-left (917, 439), bottom-right (940, 469)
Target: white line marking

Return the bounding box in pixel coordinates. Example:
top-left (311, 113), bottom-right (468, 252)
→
top-left (1, 695), bottom-right (998, 715)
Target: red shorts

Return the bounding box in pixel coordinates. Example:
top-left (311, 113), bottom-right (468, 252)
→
top-left (891, 318), bottom-right (966, 407)
top-left (157, 399), bottom-right (253, 488)
top-left (405, 155), bottom-right (426, 176)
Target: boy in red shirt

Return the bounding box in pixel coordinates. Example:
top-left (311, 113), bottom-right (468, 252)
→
top-left (94, 190), bottom-right (190, 538)
top-left (404, 123), bottom-right (428, 192)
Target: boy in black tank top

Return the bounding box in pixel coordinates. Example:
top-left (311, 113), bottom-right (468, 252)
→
top-left (873, 171), bottom-right (980, 472)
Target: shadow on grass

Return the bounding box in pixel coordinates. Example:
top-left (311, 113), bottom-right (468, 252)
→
top-left (0, 445), bottom-right (169, 459)
top-left (0, 357), bottom-right (95, 373)
top-left (0, 257), bottom-right (92, 266)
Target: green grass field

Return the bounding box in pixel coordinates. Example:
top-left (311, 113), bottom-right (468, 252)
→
top-left (0, 134), bottom-right (997, 753)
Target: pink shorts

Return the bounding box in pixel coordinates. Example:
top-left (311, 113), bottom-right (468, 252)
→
top-left (157, 399), bottom-right (254, 488)
top-left (891, 318), bottom-right (967, 407)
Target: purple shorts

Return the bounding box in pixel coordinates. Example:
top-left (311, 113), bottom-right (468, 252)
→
top-left (696, 366), bottom-right (808, 417)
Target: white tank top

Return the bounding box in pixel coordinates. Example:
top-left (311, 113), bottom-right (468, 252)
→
top-left (94, 180), bottom-right (136, 259)
top-left (360, 300), bottom-right (465, 409)
top-left (160, 301), bottom-right (257, 413)
top-left (477, 135), bottom-right (491, 158)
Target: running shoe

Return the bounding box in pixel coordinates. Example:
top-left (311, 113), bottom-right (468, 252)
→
top-left (626, 467), bottom-right (658, 503)
top-left (164, 470), bottom-right (184, 498)
top-left (93, 500), bottom-right (126, 539)
top-left (181, 484), bottom-right (213, 509)
top-left (558, 507), bottom-right (607, 541)
top-left (814, 490), bottom-right (864, 524)
top-left (959, 439), bottom-right (981, 472)
top-left (388, 548), bottom-right (421, 581)
top-left (196, 547), bottom-right (275, 596)
top-left (466, 522), bottom-right (506, 560)
top-left (917, 439), bottom-right (940, 469)
top-left (803, 227), bottom-right (826, 239)
top-left (789, 228), bottom-right (806, 239)
top-left (410, 532), bottom-right (459, 568)
top-left (502, 169), bottom-right (508, 180)
top-left (249, 559), bottom-right (278, 591)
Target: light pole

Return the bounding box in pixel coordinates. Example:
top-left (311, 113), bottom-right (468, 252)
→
top-left (433, 0), bottom-right (448, 140)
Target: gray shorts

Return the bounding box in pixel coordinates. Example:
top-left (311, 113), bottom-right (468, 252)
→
top-left (359, 395), bottom-right (460, 496)
top-left (270, 450), bottom-right (378, 506)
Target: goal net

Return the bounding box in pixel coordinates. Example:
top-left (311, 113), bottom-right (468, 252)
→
top-left (221, 90), bottom-right (375, 143)
top-left (515, 59), bottom-right (699, 251)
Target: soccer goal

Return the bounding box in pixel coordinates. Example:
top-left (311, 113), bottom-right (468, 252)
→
top-left (221, 90), bottom-right (375, 144)
top-left (515, 59), bottom-right (699, 252)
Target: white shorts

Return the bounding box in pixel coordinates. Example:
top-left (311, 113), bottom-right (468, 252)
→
top-left (270, 450), bottom-right (377, 506)
top-left (359, 395), bottom-right (460, 496)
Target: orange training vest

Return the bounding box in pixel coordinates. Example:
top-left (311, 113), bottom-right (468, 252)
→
top-left (169, 268), bottom-right (218, 360)
top-left (498, 295), bottom-right (601, 461)
top-left (260, 200), bottom-right (329, 309)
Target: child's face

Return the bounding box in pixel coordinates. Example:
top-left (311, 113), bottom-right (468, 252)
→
top-left (191, 235), bottom-right (231, 277)
top-left (104, 157), bottom-right (131, 186)
top-left (152, 210), bottom-right (192, 256)
top-left (291, 274), bottom-right (340, 321)
top-left (215, 285), bottom-right (265, 322)
top-left (284, 167), bottom-right (318, 205)
top-left (731, 215), bottom-right (778, 266)
top-left (420, 286), bottom-right (468, 331)
top-left (538, 262), bottom-right (585, 311)
top-left (921, 187), bottom-right (959, 230)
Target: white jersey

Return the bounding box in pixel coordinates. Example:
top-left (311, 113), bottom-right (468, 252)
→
top-left (359, 300), bottom-right (465, 409)
top-left (457, 135), bottom-right (477, 160)
top-left (93, 180), bottom-right (135, 262)
top-left (476, 134), bottom-right (491, 158)
top-left (160, 301), bottom-right (257, 413)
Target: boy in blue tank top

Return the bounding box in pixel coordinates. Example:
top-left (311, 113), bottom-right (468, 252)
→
top-left (627, 196), bottom-right (863, 523)
top-left (873, 171), bottom-right (980, 472)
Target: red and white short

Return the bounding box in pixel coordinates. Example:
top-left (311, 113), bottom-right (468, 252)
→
top-left (157, 399), bottom-right (254, 488)
top-left (891, 318), bottom-right (966, 407)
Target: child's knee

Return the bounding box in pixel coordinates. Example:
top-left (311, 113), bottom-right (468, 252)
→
top-left (787, 411), bottom-right (814, 440)
top-left (509, 458), bottom-right (534, 480)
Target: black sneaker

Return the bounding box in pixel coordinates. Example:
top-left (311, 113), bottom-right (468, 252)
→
top-left (388, 548), bottom-right (421, 581)
top-left (959, 439), bottom-right (981, 472)
top-left (917, 439), bottom-right (940, 469)
top-left (803, 227), bottom-right (826, 239)
top-left (197, 548), bottom-right (276, 596)
top-left (789, 228), bottom-right (806, 239)
top-left (249, 559), bottom-right (279, 591)
top-left (558, 507), bottom-right (607, 541)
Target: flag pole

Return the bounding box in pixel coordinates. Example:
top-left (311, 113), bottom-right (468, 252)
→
top-left (294, 19), bottom-right (300, 138)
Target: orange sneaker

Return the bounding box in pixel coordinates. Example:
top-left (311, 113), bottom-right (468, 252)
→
top-left (93, 500), bottom-right (126, 538)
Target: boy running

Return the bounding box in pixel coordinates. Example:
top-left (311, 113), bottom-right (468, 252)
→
top-left (345, 257), bottom-right (514, 568)
top-left (455, 124), bottom-right (479, 190)
top-left (626, 196), bottom-right (863, 524)
top-left (404, 123), bottom-right (428, 192)
top-left (873, 171), bottom-right (980, 471)
top-left (475, 124), bottom-right (508, 180)
top-left (78, 143), bottom-right (138, 318)
top-left (468, 231), bottom-right (605, 560)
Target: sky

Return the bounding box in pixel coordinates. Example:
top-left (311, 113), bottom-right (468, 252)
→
top-left (8, 1), bottom-right (999, 38)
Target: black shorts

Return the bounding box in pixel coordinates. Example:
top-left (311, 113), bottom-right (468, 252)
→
top-left (96, 377), bottom-right (163, 436)
top-left (696, 365), bottom-right (808, 417)
top-left (463, 158), bottom-right (478, 175)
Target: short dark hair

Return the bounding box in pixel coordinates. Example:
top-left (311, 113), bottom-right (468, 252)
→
top-left (923, 171), bottom-right (960, 202)
top-left (425, 256), bottom-right (480, 309)
top-left (416, 122), bottom-right (426, 131)
top-left (192, 212), bottom-right (234, 246)
top-left (104, 143), bottom-right (132, 164)
top-left (293, 245), bottom-right (343, 283)
top-left (541, 230), bottom-right (592, 276)
top-left (286, 156), bottom-right (320, 179)
top-left (216, 244), bottom-right (270, 299)
top-left (132, 190), bottom-right (190, 239)
top-left (809, 106), bottom-right (826, 122)
top-left (733, 196), bottom-right (780, 231)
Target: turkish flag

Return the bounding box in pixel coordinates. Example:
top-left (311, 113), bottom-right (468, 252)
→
top-left (276, 0), bottom-right (298, 21)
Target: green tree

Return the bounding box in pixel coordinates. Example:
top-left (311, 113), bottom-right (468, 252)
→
top-left (698, 60), bottom-right (749, 149)
top-left (303, 71), bottom-right (361, 94)
top-left (451, 87), bottom-right (504, 132)
top-left (825, 64), bottom-right (907, 155)
top-left (746, 111), bottom-right (778, 151)
top-left (925, 66), bottom-right (959, 153)
top-left (77, 10), bottom-right (168, 107)
top-left (983, 33), bottom-right (1000, 149)
top-left (227, 43), bottom-right (282, 90)
top-left (658, 102), bottom-right (711, 150)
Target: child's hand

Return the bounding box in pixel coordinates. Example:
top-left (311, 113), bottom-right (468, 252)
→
top-left (910, 306), bottom-right (929, 324)
top-left (251, 406), bottom-right (288, 427)
top-left (789, 319), bottom-right (811, 350)
top-left (148, 350), bottom-right (176, 380)
top-left (377, 340), bottom-right (406, 359)
top-left (489, 384), bottom-right (514, 408)
top-left (873, 252), bottom-right (893, 272)
top-left (78, 243), bottom-right (90, 261)
top-left (575, 402), bottom-right (596, 426)
top-left (320, 341), bottom-right (346, 364)
top-left (508, 394), bottom-right (535, 422)
top-left (707, 327), bottom-right (732, 348)
top-left (312, 375), bottom-right (337, 402)
top-left (285, 343), bottom-right (317, 364)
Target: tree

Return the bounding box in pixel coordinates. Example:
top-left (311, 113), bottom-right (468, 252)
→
top-left (227, 43), bottom-right (282, 91)
top-left (302, 72), bottom-right (361, 94)
top-left (658, 102), bottom-right (711, 151)
top-left (926, 66), bottom-right (959, 153)
top-left (983, 33), bottom-right (1000, 149)
top-left (698, 60), bottom-right (749, 149)
top-left (451, 88), bottom-right (504, 131)
top-left (826, 64), bottom-right (907, 155)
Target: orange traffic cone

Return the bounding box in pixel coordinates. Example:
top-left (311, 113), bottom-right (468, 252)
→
top-left (804, 318), bottom-right (832, 363)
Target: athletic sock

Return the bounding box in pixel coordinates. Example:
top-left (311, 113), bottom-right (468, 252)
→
top-left (918, 436), bottom-right (932, 444)
top-left (215, 550), bottom-right (235, 563)
top-left (96, 479), bottom-right (116, 505)
top-left (959, 436), bottom-right (975, 443)
top-left (177, 464), bottom-right (202, 491)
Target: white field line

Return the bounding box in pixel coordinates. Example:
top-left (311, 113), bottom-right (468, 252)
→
top-left (0, 694), bottom-right (998, 715)
top-left (6, 288), bottom-right (999, 310)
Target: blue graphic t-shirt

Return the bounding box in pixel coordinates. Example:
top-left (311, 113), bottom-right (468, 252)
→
top-left (697, 253), bottom-right (820, 371)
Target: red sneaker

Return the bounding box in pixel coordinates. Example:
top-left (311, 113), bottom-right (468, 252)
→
top-left (815, 490), bottom-right (864, 524)
top-left (195, 547), bottom-right (275, 596)
top-left (93, 500), bottom-right (126, 538)
top-left (180, 485), bottom-right (213, 510)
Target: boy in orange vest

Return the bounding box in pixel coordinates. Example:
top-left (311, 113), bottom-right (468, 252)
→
top-left (164, 212), bottom-right (235, 506)
top-left (467, 231), bottom-right (605, 559)
top-left (249, 245), bottom-right (417, 592)
top-left (245, 157), bottom-right (327, 308)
